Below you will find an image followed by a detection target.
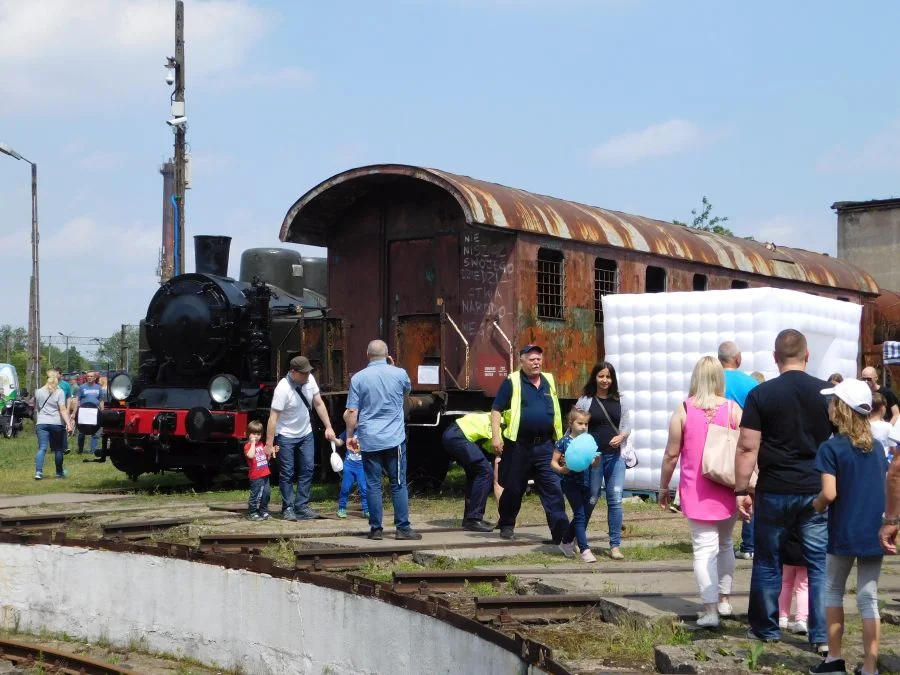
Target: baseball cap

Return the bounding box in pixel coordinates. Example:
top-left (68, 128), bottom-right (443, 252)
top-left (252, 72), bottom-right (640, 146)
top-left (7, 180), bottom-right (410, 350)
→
top-left (290, 355), bottom-right (313, 373)
top-left (519, 344), bottom-right (543, 356)
top-left (820, 378), bottom-right (872, 415)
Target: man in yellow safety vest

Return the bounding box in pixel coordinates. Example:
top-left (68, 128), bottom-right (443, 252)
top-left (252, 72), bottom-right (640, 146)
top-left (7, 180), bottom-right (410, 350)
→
top-left (442, 412), bottom-right (499, 532)
top-left (490, 344), bottom-right (568, 542)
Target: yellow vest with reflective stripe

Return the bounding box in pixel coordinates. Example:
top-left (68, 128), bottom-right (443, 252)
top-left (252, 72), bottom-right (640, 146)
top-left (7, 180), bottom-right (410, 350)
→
top-left (455, 412), bottom-right (495, 452)
top-left (502, 372), bottom-right (563, 442)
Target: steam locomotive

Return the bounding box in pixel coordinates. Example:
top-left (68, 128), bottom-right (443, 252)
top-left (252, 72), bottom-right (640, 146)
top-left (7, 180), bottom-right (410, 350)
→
top-left (99, 236), bottom-right (329, 485)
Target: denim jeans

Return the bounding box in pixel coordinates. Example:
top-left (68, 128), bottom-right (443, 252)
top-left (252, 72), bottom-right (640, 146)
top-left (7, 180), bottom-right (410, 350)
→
top-left (497, 439), bottom-right (569, 543)
top-left (740, 514), bottom-right (755, 554)
top-left (338, 459), bottom-right (369, 512)
top-left (35, 424), bottom-right (65, 476)
top-left (78, 429), bottom-right (100, 454)
top-left (442, 424), bottom-right (493, 522)
top-left (748, 492), bottom-right (828, 644)
top-left (562, 479), bottom-right (595, 551)
top-left (248, 476), bottom-right (271, 515)
top-left (363, 443), bottom-right (410, 531)
top-left (590, 451), bottom-right (625, 547)
top-left (275, 432), bottom-right (315, 513)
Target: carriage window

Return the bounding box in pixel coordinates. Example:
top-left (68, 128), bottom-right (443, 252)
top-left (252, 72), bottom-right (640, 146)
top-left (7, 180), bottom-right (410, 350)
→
top-left (537, 248), bottom-right (565, 320)
top-left (693, 274), bottom-right (708, 291)
top-left (594, 258), bottom-right (618, 324)
top-left (731, 280), bottom-right (749, 289)
top-left (645, 266), bottom-right (666, 293)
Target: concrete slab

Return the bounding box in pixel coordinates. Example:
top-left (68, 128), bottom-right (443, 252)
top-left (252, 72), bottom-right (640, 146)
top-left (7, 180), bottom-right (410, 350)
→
top-left (0, 493), bottom-right (130, 509)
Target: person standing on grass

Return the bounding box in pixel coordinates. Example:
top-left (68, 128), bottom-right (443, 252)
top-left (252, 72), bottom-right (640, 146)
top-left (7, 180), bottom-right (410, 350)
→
top-left (575, 361), bottom-right (631, 560)
top-left (809, 378), bottom-right (887, 675)
top-left (344, 340), bottom-right (421, 541)
top-left (552, 407), bottom-right (600, 563)
top-left (717, 341), bottom-right (759, 561)
top-left (441, 412), bottom-right (497, 532)
top-left (735, 329), bottom-right (833, 654)
top-left (490, 344), bottom-right (568, 543)
top-left (659, 356), bottom-right (743, 628)
top-left (265, 355), bottom-right (337, 521)
top-left (34, 371), bottom-right (75, 480)
top-left (74, 371), bottom-right (104, 456)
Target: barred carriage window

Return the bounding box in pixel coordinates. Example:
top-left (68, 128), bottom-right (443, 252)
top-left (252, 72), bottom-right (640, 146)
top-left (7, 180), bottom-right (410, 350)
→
top-left (537, 248), bottom-right (565, 320)
top-left (594, 258), bottom-right (618, 324)
top-left (731, 280), bottom-right (749, 289)
top-left (646, 266), bottom-right (666, 293)
top-left (693, 274), bottom-right (708, 291)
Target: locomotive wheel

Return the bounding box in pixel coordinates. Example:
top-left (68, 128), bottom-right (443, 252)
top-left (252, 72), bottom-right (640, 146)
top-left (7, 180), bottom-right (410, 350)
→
top-left (406, 427), bottom-right (451, 495)
top-left (183, 466), bottom-right (219, 491)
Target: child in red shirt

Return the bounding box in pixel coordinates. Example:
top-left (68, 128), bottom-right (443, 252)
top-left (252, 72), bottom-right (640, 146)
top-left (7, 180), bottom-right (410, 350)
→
top-left (244, 420), bottom-right (271, 520)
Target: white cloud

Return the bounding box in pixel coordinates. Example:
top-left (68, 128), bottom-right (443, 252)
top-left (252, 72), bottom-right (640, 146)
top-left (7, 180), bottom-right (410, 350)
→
top-left (0, 0), bottom-right (313, 112)
top-left (817, 119), bottom-right (900, 174)
top-left (592, 119), bottom-right (711, 166)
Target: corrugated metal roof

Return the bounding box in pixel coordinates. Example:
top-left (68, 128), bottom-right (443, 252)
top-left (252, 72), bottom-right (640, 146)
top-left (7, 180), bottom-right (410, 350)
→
top-left (280, 164), bottom-right (880, 295)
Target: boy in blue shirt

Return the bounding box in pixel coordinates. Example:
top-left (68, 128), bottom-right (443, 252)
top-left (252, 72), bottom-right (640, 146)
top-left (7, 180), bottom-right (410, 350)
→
top-left (336, 431), bottom-right (369, 519)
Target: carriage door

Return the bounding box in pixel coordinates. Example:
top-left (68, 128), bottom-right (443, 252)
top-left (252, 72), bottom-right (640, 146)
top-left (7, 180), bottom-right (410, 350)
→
top-left (388, 238), bottom-right (459, 390)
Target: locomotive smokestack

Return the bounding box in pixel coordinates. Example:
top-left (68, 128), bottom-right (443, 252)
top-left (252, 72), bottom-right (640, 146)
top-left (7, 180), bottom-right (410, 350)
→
top-left (194, 235), bottom-right (232, 277)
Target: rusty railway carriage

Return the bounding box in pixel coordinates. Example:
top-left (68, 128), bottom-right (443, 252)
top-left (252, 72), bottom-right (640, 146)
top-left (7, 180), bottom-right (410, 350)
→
top-left (278, 164), bottom-right (882, 487)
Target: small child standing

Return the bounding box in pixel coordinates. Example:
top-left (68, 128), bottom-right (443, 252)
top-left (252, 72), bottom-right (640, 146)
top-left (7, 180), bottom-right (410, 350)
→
top-left (811, 378), bottom-right (888, 675)
top-left (551, 408), bottom-right (599, 563)
top-left (244, 420), bottom-right (271, 521)
top-left (337, 433), bottom-right (369, 519)
top-left (778, 528), bottom-right (809, 635)
top-left (869, 393), bottom-right (895, 461)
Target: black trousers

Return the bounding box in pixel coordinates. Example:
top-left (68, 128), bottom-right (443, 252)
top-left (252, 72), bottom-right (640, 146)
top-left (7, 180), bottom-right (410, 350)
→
top-left (497, 438), bottom-right (569, 543)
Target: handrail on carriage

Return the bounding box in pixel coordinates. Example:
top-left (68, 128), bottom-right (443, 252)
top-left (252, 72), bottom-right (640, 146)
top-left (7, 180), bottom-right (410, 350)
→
top-left (442, 311), bottom-right (470, 390)
top-left (492, 320), bottom-right (514, 376)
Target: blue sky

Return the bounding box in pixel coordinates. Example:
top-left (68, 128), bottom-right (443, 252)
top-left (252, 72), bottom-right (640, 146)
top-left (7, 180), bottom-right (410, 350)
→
top-left (1, 0), bottom-right (898, 347)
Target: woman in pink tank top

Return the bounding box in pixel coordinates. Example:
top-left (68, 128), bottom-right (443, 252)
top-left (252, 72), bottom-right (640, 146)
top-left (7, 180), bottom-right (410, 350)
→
top-left (659, 356), bottom-right (742, 628)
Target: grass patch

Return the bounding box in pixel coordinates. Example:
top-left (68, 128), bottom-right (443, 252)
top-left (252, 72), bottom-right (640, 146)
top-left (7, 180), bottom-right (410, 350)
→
top-left (623, 542), bottom-right (693, 561)
top-left (260, 539), bottom-right (297, 567)
top-left (527, 615), bottom-right (690, 666)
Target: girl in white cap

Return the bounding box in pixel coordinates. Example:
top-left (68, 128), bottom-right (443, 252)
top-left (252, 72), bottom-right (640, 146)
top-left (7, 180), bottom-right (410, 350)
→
top-left (810, 378), bottom-right (888, 675)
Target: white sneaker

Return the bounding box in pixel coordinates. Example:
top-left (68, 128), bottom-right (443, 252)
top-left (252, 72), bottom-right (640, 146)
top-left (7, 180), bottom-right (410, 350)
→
top-left (580, 549), bottom-right (597, 563)
top-left (790, 619), bottom-right (807, 635)
top-left (778, 616), bottom-right (788, 630)
top-left (736, 550), bottom-right (754, 560)
top-left (717, 601), bottom-right (733, 617)
top-left (558, 541), bottom-right (576, 558)
top-left (696, 612), bottom-right (719, 628)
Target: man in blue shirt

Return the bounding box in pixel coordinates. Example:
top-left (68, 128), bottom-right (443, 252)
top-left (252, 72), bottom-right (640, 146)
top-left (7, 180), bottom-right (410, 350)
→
top-left (344, 339), bottom-right (421, 541)
top-left (719, 341), bottom-right (760, 560)
top-left (74, 371), bottom-right (105, 455)
top-left (490, 345), bottom-right (568, 542)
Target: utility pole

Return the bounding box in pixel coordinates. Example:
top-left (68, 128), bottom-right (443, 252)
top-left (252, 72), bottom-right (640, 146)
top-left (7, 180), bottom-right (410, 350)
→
top-left (120, 324), bottom-right (126, 371)
top-left (58, 332), bottom-right (73, 374)
top-left (168, 0), bottom-right (187, 277)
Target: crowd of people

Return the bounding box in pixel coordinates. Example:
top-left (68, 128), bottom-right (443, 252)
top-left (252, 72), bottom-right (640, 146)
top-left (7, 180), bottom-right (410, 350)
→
top-left (32, 369), bottom-right (107, 480)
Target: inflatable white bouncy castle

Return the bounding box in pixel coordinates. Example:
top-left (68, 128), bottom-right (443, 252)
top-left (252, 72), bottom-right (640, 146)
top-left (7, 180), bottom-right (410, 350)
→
top-left (602, 288), bottom-right (862, 492)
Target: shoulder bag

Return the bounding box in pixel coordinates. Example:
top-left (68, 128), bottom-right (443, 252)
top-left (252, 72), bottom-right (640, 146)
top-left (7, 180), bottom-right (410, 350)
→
top-left (595, 398), bottom-right (638, 469)
top-left (700, 400), bottom-right (757, 488)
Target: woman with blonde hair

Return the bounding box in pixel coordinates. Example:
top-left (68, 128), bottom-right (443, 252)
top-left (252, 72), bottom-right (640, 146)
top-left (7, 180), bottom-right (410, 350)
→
top-left (659, 356), bottom-right (743, 628)
top-left (34, 370), bottom-right (74, 480)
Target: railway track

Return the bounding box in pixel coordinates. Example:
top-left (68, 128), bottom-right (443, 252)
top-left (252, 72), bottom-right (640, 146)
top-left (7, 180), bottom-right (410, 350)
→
top-left (0, 636), bottom-right (135, 674)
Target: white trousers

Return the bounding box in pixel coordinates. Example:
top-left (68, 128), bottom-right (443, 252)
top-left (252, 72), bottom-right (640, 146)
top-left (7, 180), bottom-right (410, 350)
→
top-left (688, 515), bottom-right (737, 604)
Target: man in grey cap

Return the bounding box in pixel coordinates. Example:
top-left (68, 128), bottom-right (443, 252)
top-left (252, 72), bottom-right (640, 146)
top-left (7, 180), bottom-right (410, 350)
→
top-left (265, 355), bottom-right (337, 520)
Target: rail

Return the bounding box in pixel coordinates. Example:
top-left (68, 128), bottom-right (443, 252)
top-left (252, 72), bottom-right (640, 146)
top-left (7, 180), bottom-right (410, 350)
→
top-left (492, 320), bottom-right (514, 375)
top-left (0, 636), bottom-right (136, 674)
top-left (442, 311), bottom-right (470, 389)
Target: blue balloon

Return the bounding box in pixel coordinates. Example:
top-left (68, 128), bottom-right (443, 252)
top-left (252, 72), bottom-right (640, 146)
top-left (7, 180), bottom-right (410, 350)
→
top-left (564, 434), bottom-right (599, 473)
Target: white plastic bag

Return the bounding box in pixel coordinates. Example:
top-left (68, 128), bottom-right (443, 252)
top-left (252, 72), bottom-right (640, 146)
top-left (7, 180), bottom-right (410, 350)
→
top-left (329, 441), bottom-right (344, 473)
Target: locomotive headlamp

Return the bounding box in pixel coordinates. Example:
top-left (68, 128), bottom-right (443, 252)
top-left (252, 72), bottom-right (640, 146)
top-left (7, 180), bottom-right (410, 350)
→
top-left (109, 373), bottom-right (133, 401)
top-left (209, 374), bottom-right (240, 404)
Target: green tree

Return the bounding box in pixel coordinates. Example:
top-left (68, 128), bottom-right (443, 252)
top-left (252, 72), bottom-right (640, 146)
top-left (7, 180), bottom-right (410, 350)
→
top-left (95, 325), bottom-right (140, 376)
top-left (674, 196), bottom-right (733, 236)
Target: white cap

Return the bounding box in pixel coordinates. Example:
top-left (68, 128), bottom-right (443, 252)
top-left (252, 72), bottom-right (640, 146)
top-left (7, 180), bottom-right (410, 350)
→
top-left (820, 378), bottom-right (873, 415)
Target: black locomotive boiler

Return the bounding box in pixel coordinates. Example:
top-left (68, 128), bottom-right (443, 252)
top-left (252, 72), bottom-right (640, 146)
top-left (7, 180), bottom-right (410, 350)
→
top-left (99, 236), bottom-right (328, 485)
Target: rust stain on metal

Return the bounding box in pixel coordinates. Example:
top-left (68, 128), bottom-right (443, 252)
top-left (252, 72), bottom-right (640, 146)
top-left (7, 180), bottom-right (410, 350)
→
top-left (281, 164), bottom-right (880, 295)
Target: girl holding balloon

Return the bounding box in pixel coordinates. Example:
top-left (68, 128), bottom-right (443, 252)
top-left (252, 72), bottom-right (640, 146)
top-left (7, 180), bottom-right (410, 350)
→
top-left (551, 408), bottom-right (601, 563)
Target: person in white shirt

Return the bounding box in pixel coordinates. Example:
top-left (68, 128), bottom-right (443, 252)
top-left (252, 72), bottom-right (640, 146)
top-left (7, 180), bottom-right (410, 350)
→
top-left (264, 355), bottom-right (336, 520)
top-left (870, 393), bottom-right (895, 458)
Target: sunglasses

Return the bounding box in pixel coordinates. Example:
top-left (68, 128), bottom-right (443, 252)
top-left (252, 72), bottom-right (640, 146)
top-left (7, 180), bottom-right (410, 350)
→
top-left (862, 377), bottom-right (875, 382)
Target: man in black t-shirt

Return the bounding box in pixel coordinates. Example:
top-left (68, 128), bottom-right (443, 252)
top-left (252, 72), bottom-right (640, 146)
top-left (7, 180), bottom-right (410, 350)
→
top-left (861, 366), bottom-right (899, 424)
top-left (734, 329), bottom-right (832, 651)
